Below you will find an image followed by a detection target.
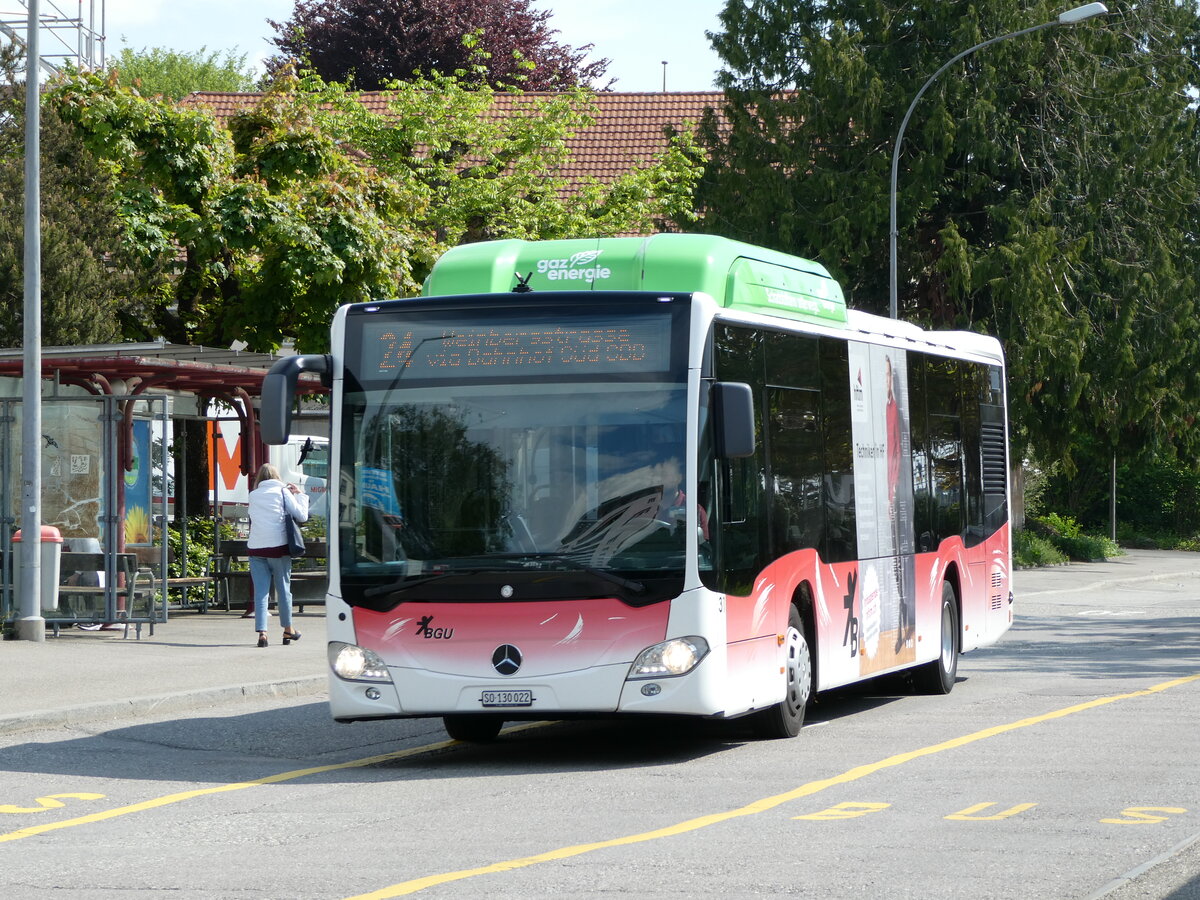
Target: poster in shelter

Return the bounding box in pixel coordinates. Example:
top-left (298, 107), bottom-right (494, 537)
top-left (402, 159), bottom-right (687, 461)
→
top-left (125, 420), bottom-right (152, 545)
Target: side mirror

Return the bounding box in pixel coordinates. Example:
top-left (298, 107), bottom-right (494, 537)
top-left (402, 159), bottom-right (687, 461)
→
top-left (260, 354), bottom-right (331, 445)
top-left (712, 382), bottom-right (756, 459)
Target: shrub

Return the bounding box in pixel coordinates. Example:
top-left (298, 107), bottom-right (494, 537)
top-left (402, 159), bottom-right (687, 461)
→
top-left (1029, 513), bottom-right (1121, 562)
top-left (1014, 529), bottom-right (1068, 568)
top-left (166, 517), bottom-right (239, 578)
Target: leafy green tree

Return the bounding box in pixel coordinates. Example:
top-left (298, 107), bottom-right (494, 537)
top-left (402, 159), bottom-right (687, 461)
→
top-left (51, 68), bottom-right (428, 352)
top-left (48, 66), bottom-right (700, 353)
top-left (0, 44), bottom-right (154, 348)
top-left (110, 45), bottom-right (259, 101)
top-left (697, 0), bottom-right (1200, 479)
top-left (308, 70), bottom-right (701, 247)
top-left (267, 0), bottom-right (609, 90)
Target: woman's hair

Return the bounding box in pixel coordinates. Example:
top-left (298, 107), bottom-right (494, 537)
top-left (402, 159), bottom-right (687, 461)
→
top-left (253, 463), bottom-right (282, 489)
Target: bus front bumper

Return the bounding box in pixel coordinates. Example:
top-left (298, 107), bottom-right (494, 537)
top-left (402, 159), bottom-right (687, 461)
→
top-left (327, 654), bottom-right (725, 722)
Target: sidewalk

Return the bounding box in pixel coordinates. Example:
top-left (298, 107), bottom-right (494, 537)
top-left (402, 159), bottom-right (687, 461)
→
top-left (0, 607), bottom-right (327, 736)
top-left (3, 549), bottom-right (1200, 737)
top-left (1015, 547), bottom-right (1200, 599)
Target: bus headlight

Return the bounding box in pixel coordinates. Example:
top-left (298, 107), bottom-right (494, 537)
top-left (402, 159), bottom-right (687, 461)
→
top-left (328, 641), bottom-right (392, 683)
top-left (628, 637), bottom-right (709, 679)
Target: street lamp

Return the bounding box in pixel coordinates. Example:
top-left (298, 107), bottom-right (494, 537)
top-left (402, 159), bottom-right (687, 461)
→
top-left (887, 2), bottom-right (1108, 319)
top-left (17, 0), bottom-right (43, 642)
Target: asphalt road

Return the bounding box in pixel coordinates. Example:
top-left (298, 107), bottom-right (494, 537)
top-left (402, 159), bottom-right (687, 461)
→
top-left (1, 559), bottom-right (1197, 899)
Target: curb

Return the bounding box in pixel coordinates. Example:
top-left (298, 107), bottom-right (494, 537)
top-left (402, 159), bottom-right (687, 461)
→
top-left (0, 675), bottom-right (326, 737)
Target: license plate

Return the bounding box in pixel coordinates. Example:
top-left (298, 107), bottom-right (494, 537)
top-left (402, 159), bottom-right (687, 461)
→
top-left (480, 690), bottom-right (533, 708)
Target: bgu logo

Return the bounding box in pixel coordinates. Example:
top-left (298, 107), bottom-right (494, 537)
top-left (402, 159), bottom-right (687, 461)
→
top-left (415, 615), bottom-right (454, 640)
top-left (535, 250), bottom-right (612, 283)
top-left (843, 569), bottom-right (859, 658)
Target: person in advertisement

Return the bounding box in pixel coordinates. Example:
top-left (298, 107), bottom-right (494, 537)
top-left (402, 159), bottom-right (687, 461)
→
top-left (247, 463), bottom-right (309, 647)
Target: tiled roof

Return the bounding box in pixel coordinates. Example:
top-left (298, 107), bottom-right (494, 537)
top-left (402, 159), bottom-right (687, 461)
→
top-left (179, 90), bottom-right (725, 188)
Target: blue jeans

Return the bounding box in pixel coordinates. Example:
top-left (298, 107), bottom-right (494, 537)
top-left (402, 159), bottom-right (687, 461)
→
top-left (250, 555), bottom-right (293, 633)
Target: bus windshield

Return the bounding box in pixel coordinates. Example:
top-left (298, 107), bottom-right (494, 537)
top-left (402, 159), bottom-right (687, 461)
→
top-left (338, 298), bottom-right (691, 608)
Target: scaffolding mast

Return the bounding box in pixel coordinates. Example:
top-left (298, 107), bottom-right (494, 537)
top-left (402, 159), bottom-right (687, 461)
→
top-left (0, 0), bottom-right (104, 75)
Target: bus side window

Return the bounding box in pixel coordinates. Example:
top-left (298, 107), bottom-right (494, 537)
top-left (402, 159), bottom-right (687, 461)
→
top-left (715, 428), bottom-right (766, 595)
top-left (926, 357), bottom-right (963, 545)
top-left (766, 387), bottom-right (823, 556)
top-left (710, 324), bottom-right (766, 595)
top-left (909, 354), bottom-right (934, 553)
top-left (820, 339), bottom-right (856, 563)
top-left (961, 362), bottom-right (988, 546)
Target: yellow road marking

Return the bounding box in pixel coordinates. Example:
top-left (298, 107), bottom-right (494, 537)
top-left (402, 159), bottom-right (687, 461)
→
top-left (1, 676), bottom-right (1195, 888)
top-left (945, 802), bottom-right (1038, 821)
top-left (793, 801), bottom-right (891, 820)
top-left (0, 739), bottom-right (457, 844)
top-left (344, 672), bottom-right (1200, 899)
top-left (0, 793), bottom-right (106, 814)
top-left (0, 721), bottom-right (548, 845)
top-left (1102, 807), bottom-right (1189, 825)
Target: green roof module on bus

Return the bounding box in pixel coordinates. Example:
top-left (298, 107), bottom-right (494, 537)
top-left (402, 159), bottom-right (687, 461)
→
top-left (421, 233), bottom-right (848, 327)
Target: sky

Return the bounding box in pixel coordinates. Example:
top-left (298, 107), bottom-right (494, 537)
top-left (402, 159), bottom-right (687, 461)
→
top-left (97, 0), bottom-right (728, 93)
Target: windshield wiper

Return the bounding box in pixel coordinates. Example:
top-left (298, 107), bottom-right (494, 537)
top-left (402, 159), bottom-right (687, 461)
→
top-left (363, 554), bottom-right (646, 601)
top-left (361, 557), bottom-right (536, 600)
top-left (485, 552), bottom-right (646, 594)
top-left (363, 572), bottom-right (455, 599)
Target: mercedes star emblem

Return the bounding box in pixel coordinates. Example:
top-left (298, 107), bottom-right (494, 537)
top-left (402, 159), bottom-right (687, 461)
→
top-left (492, 644), bottom-right (522, 675)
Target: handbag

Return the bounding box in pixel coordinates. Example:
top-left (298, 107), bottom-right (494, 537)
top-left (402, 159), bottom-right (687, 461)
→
top-left (285, 514), bottom-right (306, 556)
top-left (284, 498), bottom-right (306, 556)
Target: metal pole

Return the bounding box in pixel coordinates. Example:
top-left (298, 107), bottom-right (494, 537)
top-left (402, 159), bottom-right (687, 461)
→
top-left (887, 4), bottom-right (1108, 320)
top-left (17, 0), bottom-right (44, 642)
top-left (1110, 452), bottom-right (1117, 542)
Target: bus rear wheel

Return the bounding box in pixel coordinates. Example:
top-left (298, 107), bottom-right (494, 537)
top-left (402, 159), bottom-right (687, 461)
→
top-left (750, 605), bottom-right (812, 739)
top-left (443, 714), bottom-right (504, 742)
top-left (912, 581), bottom-right (959, 694)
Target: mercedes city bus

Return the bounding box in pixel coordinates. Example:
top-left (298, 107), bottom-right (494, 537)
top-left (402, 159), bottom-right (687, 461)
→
top-left (261, 234), bottom-right (1012, 741)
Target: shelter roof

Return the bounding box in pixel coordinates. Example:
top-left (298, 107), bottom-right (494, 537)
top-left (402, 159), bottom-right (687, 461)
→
top-left (0, 340), bottom-right (328, 398)
top-left (180, 90), bottom-right (726, 188)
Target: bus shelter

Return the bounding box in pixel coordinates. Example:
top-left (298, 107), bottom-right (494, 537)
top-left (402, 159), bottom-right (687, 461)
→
top-left (0, 341), bottom-right (328, 635)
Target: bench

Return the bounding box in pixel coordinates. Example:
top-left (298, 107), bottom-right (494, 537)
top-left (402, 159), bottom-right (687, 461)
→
top-left (56, 551), bottom-right (160, 638)
top-left (213, 540), bottom-right (328, 614)
top-left (131, 546), bottom-right (218, 612)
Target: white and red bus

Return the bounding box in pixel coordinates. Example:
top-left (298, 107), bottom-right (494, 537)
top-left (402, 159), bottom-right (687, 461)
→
top-left (261, 234), bottom-right (1012, 741)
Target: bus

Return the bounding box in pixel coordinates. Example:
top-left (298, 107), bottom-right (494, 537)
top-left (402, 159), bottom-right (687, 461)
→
top-left (260, 234), bottom-right (1012, 741)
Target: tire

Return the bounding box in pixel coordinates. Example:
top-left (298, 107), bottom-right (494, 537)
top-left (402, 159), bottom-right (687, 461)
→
top-left (443, 714), bottom-right (504, 742)
top-left (912, 581), bottom-right (959, 695)
top-left (750, 604), bottom-right (812, 739)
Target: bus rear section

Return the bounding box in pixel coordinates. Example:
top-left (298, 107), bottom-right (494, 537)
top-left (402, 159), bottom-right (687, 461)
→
top-left (260, 233), bottom-right (1012, 741)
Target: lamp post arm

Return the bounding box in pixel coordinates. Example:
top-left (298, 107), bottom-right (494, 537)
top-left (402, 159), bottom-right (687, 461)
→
top-left (887, 20), bottom-right (1056, 319)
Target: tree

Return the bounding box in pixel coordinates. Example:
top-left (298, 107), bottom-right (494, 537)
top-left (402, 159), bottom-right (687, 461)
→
top-left (696, 0), bottom-right (1200, 480)
top-left (266, 0), bottom-right (610, 90)
top-left (48, 66), bottom-right (700, 353)
top-left (110, 45), bottom-right (259, 101)
top-left (309, 70), bottom-right (701, 248)
top-left (51, 68), bottom-right (430, 353)
top-left (0, 44), bottom-right (154, 348)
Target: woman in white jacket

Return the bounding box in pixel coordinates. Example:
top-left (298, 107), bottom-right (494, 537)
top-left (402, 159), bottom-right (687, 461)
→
top-left (247, 463), bottom-right (310, 647)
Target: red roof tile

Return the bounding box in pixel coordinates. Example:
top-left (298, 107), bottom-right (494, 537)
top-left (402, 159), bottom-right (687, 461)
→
top-left (179, 90), bottom-right (725, 188)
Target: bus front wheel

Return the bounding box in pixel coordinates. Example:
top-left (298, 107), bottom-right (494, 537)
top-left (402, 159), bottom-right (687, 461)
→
top-left (443, 714), bottom-right (504, 742)
top-left (912, 582), bottom-right (959, 694)
top-left (750, 605), bottom-right (812, 739)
